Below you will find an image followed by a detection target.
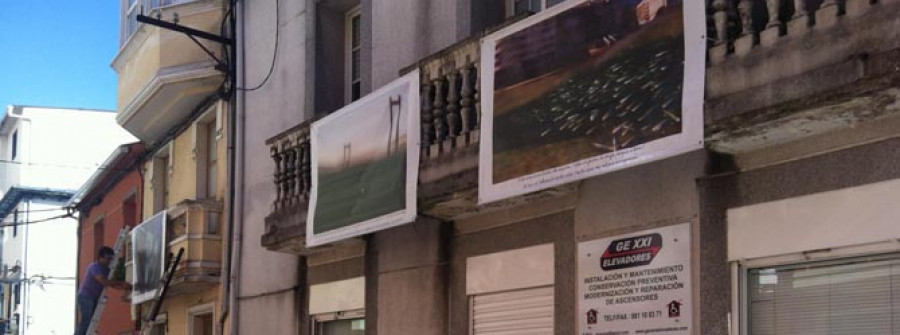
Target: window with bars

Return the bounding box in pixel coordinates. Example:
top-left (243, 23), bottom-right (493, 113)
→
top-left (746, 254), bottom-right (900, 335)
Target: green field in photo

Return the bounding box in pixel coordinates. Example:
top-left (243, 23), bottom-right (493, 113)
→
top-left (313, 152), bottom-right (407, 234)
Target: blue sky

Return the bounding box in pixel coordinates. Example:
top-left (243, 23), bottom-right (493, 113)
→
top-left (0, 1), bottom-right (120, 111)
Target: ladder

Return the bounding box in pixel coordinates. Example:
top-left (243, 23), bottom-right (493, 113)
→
top-left (139, 247), bottom-right (185, 335)
top-left (85, 227), bottom-right (131, 335)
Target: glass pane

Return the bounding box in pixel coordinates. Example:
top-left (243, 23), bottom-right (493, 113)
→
top-left (351, 82), bottom-right (361, 102)
top-left (192, 313), bottom-right (213, 335)
top-left (206, 122), bottom-right (217, 198)
top-left (547, 0), bottom-right (565, 6)
top-left (351, 50), bottom-right (361, 80)
top-left (513, 0), bottom-right (542, 15)
top-left (318, 318), bottom-right (365, 335)
top-left (351, 15), bottom-right (361, 48)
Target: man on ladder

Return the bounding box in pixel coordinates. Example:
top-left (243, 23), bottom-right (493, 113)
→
top-left (75, 246), bottom-right (131, 335)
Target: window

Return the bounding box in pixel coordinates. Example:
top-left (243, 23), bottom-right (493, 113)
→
top-left (151, 151), bottom-right (170, 213)
top-left (10, 130), bottom-right (17, 161)
top-left (122, 0), bottom-right (141, 44)
top-left (346, 7), bottom-right (362, 103)
top-left (94, 218), bottom-right (106, 254)
top-left (123, 195), bottom-right (137, 228)
top-left (313, 310), bottom-right (365, 335)
top-left (12, 209), bottom-right (18, 237)
top-left (188, 306), bottom-right (213, 335)
top-left (148, 314), bottom-right (168, 335)
top-left (506, 0), bottom-right (565, 17)
top-left (744, 254), bottom-right (900, 335)
top-left (315, 0), bottom-right (364, 116)
top-left (121, 0), bottom-right (197, 44)
top-left (205, 121), bottom-right (218, 199)
top-left (206, 212), bottom-right (219, 235)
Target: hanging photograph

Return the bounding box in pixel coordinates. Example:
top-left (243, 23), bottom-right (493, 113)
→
top-left (131, 211), bottom-right (166, 304)
top-left (307, 71), bottom-right (420, 247)
top-left (479, 0), bottom-right (705, 204)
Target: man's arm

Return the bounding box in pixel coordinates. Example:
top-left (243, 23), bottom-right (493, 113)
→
top-left (92, 274), bottom-right (132, 290)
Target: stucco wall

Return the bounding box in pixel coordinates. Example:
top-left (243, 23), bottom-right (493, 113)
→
top-left (78, 169), bottom-right (142, 335)
top-left (236, 0), bottom-right (310, 333)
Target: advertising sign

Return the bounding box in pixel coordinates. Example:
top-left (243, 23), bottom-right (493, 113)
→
top-left (478, 0), bottom-right (706, 204)
top-left (131, 211), bottom-right (166, 304)
top-left (579, 223), bottom-right (692, 335)
top-left (307, 71), bottom-right (420, 247)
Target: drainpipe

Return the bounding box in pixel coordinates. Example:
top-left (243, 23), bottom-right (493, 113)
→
top-left (226, 0), bottom-right (246, 334)
top-left (219, 0), bottom-right (241, 333)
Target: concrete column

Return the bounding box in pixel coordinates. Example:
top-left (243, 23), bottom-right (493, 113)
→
top-left (370, 218), bottom-right (450, 335)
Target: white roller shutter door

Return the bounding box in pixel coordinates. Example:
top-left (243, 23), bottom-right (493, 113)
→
top-left (471, 286), bottom-right (554, 335)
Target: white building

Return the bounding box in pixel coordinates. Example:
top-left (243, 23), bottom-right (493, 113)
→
top-left (0, 105), bottom-right (134, 335)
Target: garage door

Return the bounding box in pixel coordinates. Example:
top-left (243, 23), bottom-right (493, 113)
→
top-left (471, 286), bottom-right (554, 335)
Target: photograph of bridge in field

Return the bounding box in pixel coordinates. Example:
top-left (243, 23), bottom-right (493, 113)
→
top-left (479, 0), bottom-right (703, 204)
top-left (308, 73), bottom-right (420, 246)
top-left (493, 0), bottom-right (685, 182)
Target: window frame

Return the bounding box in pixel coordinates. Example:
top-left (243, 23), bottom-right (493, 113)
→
top-left (312, 309), bottom-right (365, 335)
top-left (344, 6), bottom-right (362, 103)
top-left (187, 303), bottom-right (215, 335)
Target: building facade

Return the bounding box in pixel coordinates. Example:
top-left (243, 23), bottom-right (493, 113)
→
top-left (234, 0), bottom-right (900, 335)
top-left (71, 142), bottom-right (145, 335)
top-left (0, 105), bottom-right (134, 335)
top-left (113, 0), bottom-right (231, 334)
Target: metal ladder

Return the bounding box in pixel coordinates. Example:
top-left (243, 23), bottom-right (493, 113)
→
top-left (139, 247), bottom-right (185, 335)
top-left (85, 227), bottom-right (131, 335)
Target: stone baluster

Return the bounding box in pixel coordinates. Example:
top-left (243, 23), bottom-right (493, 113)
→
top-left (459, 60), bottom-right (475, 144)
top-left (421, 81), bottom-right (435, 157)
top-left (300, 135), bottom-right (311, 199)
top-left (710, 0), bottom-right (730, 63)
top-left (433, 75), bottom-right (448, 153)
top-left (445, 69), bottom-right (461, 146)
top-left (291, 137), bottom-right (303, 204)
top-left (817, 0), bottom-right (842, 27)
top-left (844, 0), bottom-right (869, 17)
top-left (473, 62), bottom-right (480, 131)
top-left (788, 0), bottom-right (810, 33)
top-left (282, 140), bottom-right (296, 208)
top-left (734, 0), bottom-right (756, 55)
top-left (761, 0), bottom-right (784, 45)
top-left (271, 145), bottom-right (283, 211)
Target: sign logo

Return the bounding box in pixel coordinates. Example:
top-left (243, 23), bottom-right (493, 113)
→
top-left (600, 233), bottom-right (663, 270)
top-left (586, 309), bottom-right (598, 325)
top-left (668, 300), bottom-right (682, 318)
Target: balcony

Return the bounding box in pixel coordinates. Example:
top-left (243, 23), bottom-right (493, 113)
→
top-left (166, 199), bottom-right (223, 295)
top-left (263, 0), bottom-right (900, 253)
top-left (262, 123), bottom-right (311, 254)
top-left (705, 0), bottom-right (900, 166)
top-left (112, 0), bottom-right (225, 144)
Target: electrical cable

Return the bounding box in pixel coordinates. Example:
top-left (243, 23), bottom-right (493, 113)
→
top-left (8, 207), bottom-right (70, 214)
top-left (235, 0), bottom-right (279, 91)
top-left (0, 158), bottom-right (135, 173)
top-left (0, 213), bottom-right (74, 228)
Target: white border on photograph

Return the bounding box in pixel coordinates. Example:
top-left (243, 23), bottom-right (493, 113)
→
top-left (478, 0), bottom-right (706, 204)
top-left (307, 70), bottom-right (421, 247)
top-left (131, 210), bottom-right (166, 304)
